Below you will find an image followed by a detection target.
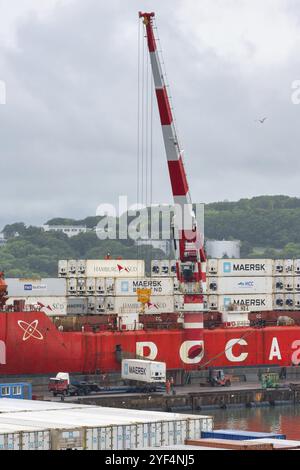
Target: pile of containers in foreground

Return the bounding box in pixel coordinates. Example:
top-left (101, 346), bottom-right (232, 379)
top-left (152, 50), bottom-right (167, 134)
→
top-left (0, 398), bottom-right (213, 450)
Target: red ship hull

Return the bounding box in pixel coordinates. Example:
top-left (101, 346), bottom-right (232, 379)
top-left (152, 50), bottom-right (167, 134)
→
top-left (1, 311), bottom-right (300, 375)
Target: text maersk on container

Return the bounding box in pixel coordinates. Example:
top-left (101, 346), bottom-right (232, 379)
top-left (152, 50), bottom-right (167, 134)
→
top-left (223, 262), bottom-right (267, 273)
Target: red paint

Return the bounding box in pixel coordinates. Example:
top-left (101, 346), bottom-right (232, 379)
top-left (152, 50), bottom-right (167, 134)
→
top-left (167, 158), bottom-right (189, 196)
top-left (156, 89), bottom-right (173, 125)
top-left (1, 312), bottom-right (300, 375)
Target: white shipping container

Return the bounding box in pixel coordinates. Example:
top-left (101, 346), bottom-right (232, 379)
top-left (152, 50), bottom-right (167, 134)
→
top-left (294, 260), bottom-right (300, 275)
top-left (76, 278), bottom-right (86, 294)
top-left (86, 260), bottom-right (145, 278)
top-left (207, 277), bottom-right (273, 295)
top-left (121, 359), bottom-right (166, 384)
top-left (207, 294), bottom-right (273, 312)
top-left (108, 296), bottom-right (174, 314)
top-left (67, 260), bottom-right (77, 276)
top-left (95, 278), bottom-right (106, 294)
top-left (115, 277), bottom-right (174, 296)
top-left (86, 278), bottom-right (95, 294)
top-left (274, 293), bottom-right (295, 310)
top-left (6, 278), bottom-right (67, 297)
top-left (295, 278), bottom-right (300, 291)
top-left (76, 260), bottom-right (86, 276)
top-left (58, 260), bottom-right (68, 277)
top-left (6, 297), bottom-right (67, 316)
top-left (207, 259), bottom-right (273, 277)
top-left (105, 278), bottom-right (115, 295)
top-left (67, 278), bottom-right (77, 294)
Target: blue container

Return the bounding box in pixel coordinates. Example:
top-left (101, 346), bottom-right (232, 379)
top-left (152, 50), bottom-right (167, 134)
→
top-left (0, 382), bottom-right (32, 400)
top-left (201, 429), bottom-right (286, 440)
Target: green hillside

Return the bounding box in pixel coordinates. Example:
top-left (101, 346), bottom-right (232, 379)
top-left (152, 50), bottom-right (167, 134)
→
top-left (1, 195), bottom-right (300, 277)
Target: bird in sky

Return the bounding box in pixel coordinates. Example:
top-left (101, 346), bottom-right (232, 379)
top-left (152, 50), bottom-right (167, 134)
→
top-left (255, 117), bottom-right (268, 124)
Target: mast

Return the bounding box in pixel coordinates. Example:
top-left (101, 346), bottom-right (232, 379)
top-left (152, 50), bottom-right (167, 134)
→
top-left (139, 12), bottom-right (206, 365)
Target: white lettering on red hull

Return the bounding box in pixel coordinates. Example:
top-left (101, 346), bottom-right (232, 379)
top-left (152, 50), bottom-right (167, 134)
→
top-left (269, 337), bottom-right (282, 360)
top-left (291, 340), bottom-right (300, 365)
top-left (225, 338), bottom-right (248, 362)
top-left (0, 340), bottom-right (6, 365)
top-left (179, 341), bottom-right (204, 364)
top-left (136, 342), bottom-right (158, 360)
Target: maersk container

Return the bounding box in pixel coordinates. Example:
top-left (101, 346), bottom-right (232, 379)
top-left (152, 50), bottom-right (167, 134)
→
top-left (6, 278), bottom-right (67, 297)
top-left (115, 277), bottom-right (174, 296)
top-left (209, 259), bottom-right (273, 277)
top-left (121, 359), bottom-right (166, 384)
top-left (108, 296), bottom-right (174, 314)
top-left (86, 260), bottom-right (145, 278)
top-left (66, 297), bottom-right (88, 315)
top-left (295, 277), bottom-right (300, 291)
top-left (207, 277), bottom-right (273, 295)
top-left (7, 296), bottom-right (67, 316)
top-left (208, 294), bottom-right (273, 312)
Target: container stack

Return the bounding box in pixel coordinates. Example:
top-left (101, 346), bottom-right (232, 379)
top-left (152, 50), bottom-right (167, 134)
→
top-left (0, 398), bottom-right (213, 450)
top-left (5, 278), bottom-right (67, 316)
top-left (58, 260), bottom-right (176, 326)
top-left (206, 258), bottom-right (300, 314)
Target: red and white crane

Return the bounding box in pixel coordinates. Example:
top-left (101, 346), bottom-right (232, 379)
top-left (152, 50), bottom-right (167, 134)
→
top-left (139, 12), bottom-right (206, 363)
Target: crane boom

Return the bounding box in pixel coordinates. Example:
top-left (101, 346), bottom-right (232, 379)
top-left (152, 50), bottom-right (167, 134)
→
top-left (139, 12), bottom-right (206, 294)
top-left (139, 12), bottom-right (206, 367)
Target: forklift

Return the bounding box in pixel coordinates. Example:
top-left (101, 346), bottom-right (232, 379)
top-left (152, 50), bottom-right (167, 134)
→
top-left (208, 369), bottom-right (232, 387)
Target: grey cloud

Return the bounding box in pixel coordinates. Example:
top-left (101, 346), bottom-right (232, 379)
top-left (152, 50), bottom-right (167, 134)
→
top-left (1, 0), bottom-right (300, 230)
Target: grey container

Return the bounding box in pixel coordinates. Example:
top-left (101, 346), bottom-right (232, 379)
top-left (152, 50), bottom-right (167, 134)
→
top-left (66, 297), bottom-right (88, 315)
top-left (6, 278), bottom-right (67, 297)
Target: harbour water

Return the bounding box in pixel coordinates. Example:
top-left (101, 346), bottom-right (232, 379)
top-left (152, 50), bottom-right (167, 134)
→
top-left (205, 405), bottom-right (300, 440)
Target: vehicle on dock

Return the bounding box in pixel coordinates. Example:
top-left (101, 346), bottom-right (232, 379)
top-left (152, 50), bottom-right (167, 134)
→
top-left (48, 372), bottom-right (101, 397)
top-left (208, 369), bottom-right (232, 387)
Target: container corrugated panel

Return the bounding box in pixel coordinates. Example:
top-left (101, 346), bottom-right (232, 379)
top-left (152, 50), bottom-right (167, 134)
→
top-left (201, 429), bottom-right (285, 440)
top-left (6, 296), bottom-right (67, 316)
top-left (6, 278), bottom-right (67, 296)
top-left (66, 297), bottom-right (88, 315)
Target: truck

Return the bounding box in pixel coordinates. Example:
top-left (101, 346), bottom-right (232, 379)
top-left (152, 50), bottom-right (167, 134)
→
top-left (48, 372), bottom-right (101, 397)
top-left (121, 359), bottom-right (166, 392)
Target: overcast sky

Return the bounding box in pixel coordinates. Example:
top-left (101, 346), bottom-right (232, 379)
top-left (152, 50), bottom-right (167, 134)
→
top-left (1, 0), bottom-right (300, 229)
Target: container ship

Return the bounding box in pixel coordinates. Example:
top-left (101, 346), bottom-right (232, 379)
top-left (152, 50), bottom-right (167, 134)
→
top-left (1, 12), bottom-right (300, 377)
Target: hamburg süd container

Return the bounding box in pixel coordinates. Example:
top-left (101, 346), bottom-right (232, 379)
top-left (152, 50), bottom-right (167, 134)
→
top-left (86, 260), bottom-right (145, 278)
top-left (7, 297), bottom-right (67, 316)
top-left (105, 296), bottom-right (174, 314)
